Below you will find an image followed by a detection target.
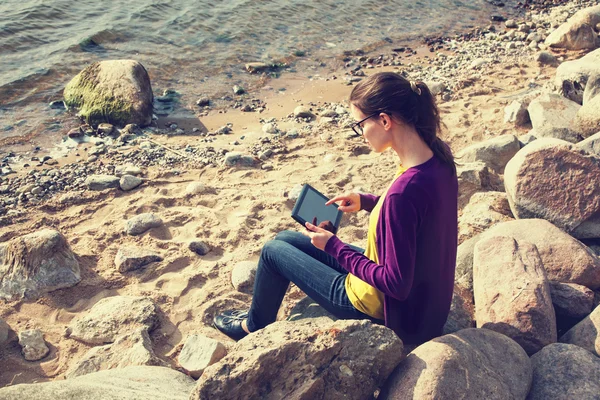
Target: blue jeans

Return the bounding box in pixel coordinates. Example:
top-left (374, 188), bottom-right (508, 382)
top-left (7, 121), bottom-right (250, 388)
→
top-left (246, 230), bottom-right (378, 332)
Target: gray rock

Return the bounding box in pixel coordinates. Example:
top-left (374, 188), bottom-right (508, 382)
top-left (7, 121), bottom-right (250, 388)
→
top-left (115, 165), bottom-right (143, 177)
top-left (0, 366), bottom-right (194, 400)
top-left (293, 106), bottom-right (315, 119)
top-left (379, 328), bottom-right (531, 400)
top-left (245, 62), bottom-right (270, 73)
top-left (0, 229), bottom-right (80, 300)
top-left (189, 241), bottom-right (210, 256)
top-left (458, 191), bottom-right (513, 244)
top-left (536, 51), bottom-right (559, 66)
top-left (577, 131), bottom-right (600, 156)
top-left (473, 236), bottom-right (556, 355)
top-left (125, 213), bottom-right (163, 235)
top-left (456, 135), bottom-right (520, 174)
top-left (64, 60), bottom-right (153, 127)
top-left (545, 5), bottom-right (600, 50)
top-left (0, 318), bottom-right (9, 346)
top-left (258, 149), bottom-right (273, 160)
top-left (178, 334), bottom-right (227, 379)
top-left (119, 175), bottom-right (142, 191)
top-left (575, 94), bottom-right (600, 138)
top-left (560, 305), bottom-right (600, 356)
top-left (528, 343), bottom-right (600, 400)
top-left (68, 296), bottom-right (159, 345)
top-left (442, 285), bottom-right (475, 335)
top-left (262, 123), bottom-right (277, 134)
top-left (527, 93), bottom-right (582, 143)
top-left (550, 281), bottom-right (594, 318)
top-left (66, 329), bottom-right (167, 378)
top-left (115, 246), bottom-right (162, 273)
top-left (287, 297), bottom-right (337, 322)
top-left (18, 329), bottom-right (49, 361)
top-left (504, 138), bottom-right (600, 239)
top-left (583, 73), bottom-right (600, 105)
top-left (518, 132), bottom-right (538, 147)
top-left (191, 319), bottom-right (403, 400)
top-left (555, 48), bottom-right (600, 103)
top-left (85, 175), bottom-right (120, 191)
top-left (505, 19), bottom-right (518, 29)
top-left (223, 152), bottom-right (255, 167)
top-left (231, 261), bottom-right (257, 294)
top-left (504, 100), bottom-right (530, 126)
top-left (456, 162), bottom-right (502, 209)
top-left (232, 85), bottom-right (245, 95)
top-left (455, 235), bottom-right (478, 293)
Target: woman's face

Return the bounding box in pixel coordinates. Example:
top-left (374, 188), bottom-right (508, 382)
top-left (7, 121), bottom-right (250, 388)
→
top-left (350, 104), bottom-right (390, 153)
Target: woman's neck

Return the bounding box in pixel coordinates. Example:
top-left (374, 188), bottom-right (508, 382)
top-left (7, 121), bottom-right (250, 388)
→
top-left (390, 126), bottom-right (434, 169)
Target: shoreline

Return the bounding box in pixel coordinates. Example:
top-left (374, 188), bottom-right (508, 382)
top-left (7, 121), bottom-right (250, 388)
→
top-left (0, 0), bottom-right (598, 388)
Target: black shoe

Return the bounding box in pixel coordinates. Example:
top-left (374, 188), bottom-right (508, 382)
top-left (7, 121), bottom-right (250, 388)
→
top-left (213, 310), bottom-right (249, 341)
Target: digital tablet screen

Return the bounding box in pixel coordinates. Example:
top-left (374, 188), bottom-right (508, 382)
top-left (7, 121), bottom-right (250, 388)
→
top-left (291, 184), bottom-right (343, 233)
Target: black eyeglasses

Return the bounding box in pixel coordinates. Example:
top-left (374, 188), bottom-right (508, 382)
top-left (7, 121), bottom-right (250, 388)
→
top-left (350, 114), bottom-right (378, 136)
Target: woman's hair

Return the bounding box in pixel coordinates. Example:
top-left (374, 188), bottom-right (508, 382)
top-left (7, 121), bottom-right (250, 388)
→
top-left (350, 72), bottom-right (456, 175)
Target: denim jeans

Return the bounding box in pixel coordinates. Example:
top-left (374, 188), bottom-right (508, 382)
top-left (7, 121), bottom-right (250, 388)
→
top-left (246, 230), bottom-right (378, 332)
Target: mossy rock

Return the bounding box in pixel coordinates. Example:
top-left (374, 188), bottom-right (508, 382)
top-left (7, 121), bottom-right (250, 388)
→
top-left (64, 60), bottom-right (153, 128)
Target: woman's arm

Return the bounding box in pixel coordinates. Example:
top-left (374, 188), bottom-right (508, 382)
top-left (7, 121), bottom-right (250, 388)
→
top-left (358, 194), bottom-right (380, 213)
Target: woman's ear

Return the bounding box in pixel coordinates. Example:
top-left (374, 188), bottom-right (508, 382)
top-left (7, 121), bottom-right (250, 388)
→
top-left (380, 113), bottom-right (392, 130)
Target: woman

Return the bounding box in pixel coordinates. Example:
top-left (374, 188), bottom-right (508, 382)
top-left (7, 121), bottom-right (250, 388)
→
top-left (214, 72), bottom-right (458, 345)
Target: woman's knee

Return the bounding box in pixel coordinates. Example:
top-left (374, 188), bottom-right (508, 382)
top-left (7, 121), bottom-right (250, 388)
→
top-left (274, 230), bottom-right (307, 246)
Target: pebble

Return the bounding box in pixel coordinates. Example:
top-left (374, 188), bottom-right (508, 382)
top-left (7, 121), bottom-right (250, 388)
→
top-left (196, 97), bottom-right (210, 107)
top-left (119, 175), bottom-right (143, 191)
top-left (18, 329), bottom-right (49, 361)
top-left (293, 106), bottom-right (316, 119)
top-left (189, 241), bottom-right (211, 256)
top-left (262, 123), bottom-right (278, 135)
top-left (85, 175), bottom-right (120, 191)
top-left (125, 213), bottom-right (164, 236)
top-left (115, 246), bottom-right (162, 273)
top-left (233, 85), bottom-right (245, 95)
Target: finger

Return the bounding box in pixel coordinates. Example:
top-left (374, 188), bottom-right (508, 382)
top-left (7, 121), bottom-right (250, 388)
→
top-left (305, 222), bottom-right (323, 232)
top-left (312, 216), bottom-right (317, 225)
top-left (325, 196), bottom-right (346, 206)
top-left (301, 228), bottom-right (312, 238)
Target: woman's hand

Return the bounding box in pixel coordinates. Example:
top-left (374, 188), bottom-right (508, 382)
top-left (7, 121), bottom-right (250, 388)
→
top-left (326, 192), bottom-right (361, 213)
top-left (303, 222), bottom-right (334, 250)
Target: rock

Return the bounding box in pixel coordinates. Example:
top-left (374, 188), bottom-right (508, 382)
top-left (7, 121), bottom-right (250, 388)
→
top-left (545, 5), bottom-right (600, 50)
top-left (120, 124), bottom-right (143, 136)
top-left (527, 93), bottom-right (582, 143)
top-left (258, 149), bottom-right (273, 160)
top-left (178, 334), bottom-right (227, 379)
top-left (550, 281), bottom-right (594, 319)
top-left (115, 246), bottom-right (162, 273)
top-left (379, 328), bottom-right (531, 400)
top-left (115, 164), bottom-right (142, 177)
top-left (119, 175), bottom-right (142, 191)
top-left (456, 162), bottom-right (502, 209)
top-left (504, 100), bottom-right (530, 126)
top-left (425, 81), bottom-right (446, 96)
top-left (574, 94), bottom-right (600, 138)
top-left (64, 60), bottom-right (153, 127)
top-left (185, 182), bottom-right (206, 195)
top-left (293, 106), bottom-right (315, 119)
top-left (504, 138), bottom-right (600, 239)
top-left (518, 132), bottom-right (538, 147)
top-left (223, 152), bottom-right (255, 167)
top-left (560, 305), bottom-right (600, 356)
top-left (528, 343), bottom-right (600, 400)
top-left (68, 296), bottom-right (159, 345)
top-left (0, 229), bottom-right (80, 300)
top-left (456, 134), bottom-right (520, 174)
top-left (555, 48), bottom-right (600, 103)
top-left (473, 235), bottom-right (556, 354)
top-left (536, 50), bottom-right (559, 66)
top-left (505, 19), bottom-right (518, 28)
top-left (245, 62), bottom-right (270, 74)
top-left (66, 329), bottom-right (166, 378)
top-left (125, 213), bottom-right (163, 235)
top-left (189, 241), bottom-right (210, 256)
top-left (577, 131), bottom-right (600, 156)
top-left (191, 319), bottom-right (403, 400)
top-left (18, 329), bottom-right (50, 361)
top-left (287, 297), bottom-right (337, 322)
top-left (458, 191), bottom-right (513, 243)
top-left (67, 127), bottom-right (83, 138)
top-left (442, 285), bottom-right (474, 335)
top-left (583, 73), bottom-right (600, 105)
top-left (97, 123), bottom-right (115, 136)
top-left (455, 235), bottom-right (478, 293)
top-left (0, 318), bottom-right (9, 345)
top-left (231, 261), bottom-right (257, 294)
top-left (0, 366), bottom-right (195, 400)
top-left (469, 58), bottom-right (487, 69)
top-left (262, 122), bottom-right (277, 134)
top-left (85, 175), bottom-right (120, 191)
top-left (232, 85), bottom-right (245, 95)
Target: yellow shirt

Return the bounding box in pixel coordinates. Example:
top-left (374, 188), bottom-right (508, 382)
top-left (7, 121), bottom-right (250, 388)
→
top-left (345, 165), bottom-right (407, 319)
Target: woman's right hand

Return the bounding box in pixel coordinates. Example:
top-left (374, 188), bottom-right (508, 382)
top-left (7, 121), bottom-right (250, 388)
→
top-left (326, 193), bottom-right (361, 213)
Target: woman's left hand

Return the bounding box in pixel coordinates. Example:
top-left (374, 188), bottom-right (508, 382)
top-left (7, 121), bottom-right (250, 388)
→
top-left (303, 222), bottom-right (335, 250)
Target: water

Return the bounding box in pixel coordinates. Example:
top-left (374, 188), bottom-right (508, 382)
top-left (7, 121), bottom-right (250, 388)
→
top-left (0, 0), bottom-right (520, 149)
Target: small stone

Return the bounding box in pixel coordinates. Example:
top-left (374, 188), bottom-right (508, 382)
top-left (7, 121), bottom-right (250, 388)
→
top-left (262, 123), bottom-right (278, 135)
top-left (18, 329), bottom-right (49, 361)
top-left (85, 175), bottom-right (120, 191)
top-left (196, 98), bottom-right (210, 107)
top-left (31, 186), bottom-right (43, 196)
top-left (120, 175), bottom-right (142, 191)
top-left (233, 85), bottom-right (245, 95)
top-left (293, 106), bottom-right (315, 119)
top-left (224, 152), bottom-right (255, 167)
top-left (88, 156), bottom-right (98, 162)
top-left (185, 182), bottom-right (206, 195)
top-left (245, 62), bottom-right (270, 74)
top-left (49, 100), bottom-right (66, 109)
top-left (115, 247), bottom-right (162, 273)
top-left (189, 241), bottom-right (210, 256)
top-left (97, 123), bottom-right (115, 136)
top-left (67, 127), bottom-right (83, 138)
top-left (505, 19), bottom-right (517, 29)
top-left (115, 165), bottom-right (143, 177)
top-left (259, 149), bottom-right (273, 160)
top-left (125, 213), bottom-right (163, 235)
top-left (536, 51), bottom-right (559, 66)
top-left (178, 334), bottom-right (227, 378)
top-left (231, 261), bottom-right (258, 294)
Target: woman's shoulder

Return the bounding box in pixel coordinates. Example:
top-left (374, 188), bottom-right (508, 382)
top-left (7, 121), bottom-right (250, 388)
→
top-left (388, 157), bottom-right (456, 200)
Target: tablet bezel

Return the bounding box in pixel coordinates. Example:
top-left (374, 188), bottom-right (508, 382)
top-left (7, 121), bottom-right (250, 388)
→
top-left (291, 184), bottom-right (343, 233)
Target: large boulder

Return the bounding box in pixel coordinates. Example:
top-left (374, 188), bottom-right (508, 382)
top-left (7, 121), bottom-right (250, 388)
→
top-left (473, 236), bottom-right (556, 355)
top-left (190, 319), bottom-right (403, 400)
top-left (583, 73), bottom-right (600, 105)
top-left (66, 329), bottom-right (167, 378)
top-left (0, 366), bottom-right (194, 400)
top-left (456, 135), bottom-right (521, 174)
top-left (64, 60), bottom-right (153, 127)
top-left (577, 131), bottom-right (600, 156)
top-left (0, 229), bottom-right (80, 300)
top-left (457, 219), bottom-right (600, 290)
top-left (545, 5), bottom-right (600, 50)
top-left (527, 93), bottom-right (582, 143)
top-left (456, 162), bottom-right (502, 209)
top-left (68, 296), bottom-right (159, 345)
top-left (177, 334), bottom-right (227, 379)
top-left (574, 94), bottom-right (600, 138)
top-left (0, 318), bottom-right (9, 346)
top-left (458, 191), bottom-right (513, 243)
top-left (549, 281), bottom-right (595, 319)
top-left (560, 305), bottom-right (600, 356)
top-left (528, 343), bottom-right (600, 400)
top-left (379, 328), bottom-right (532, 400)
top-left (504, 138), bottom-right (600, 239)
top-left (442, 285), bottom-right (475, 335)
top-left (555, 48), bottom-right (600, 103)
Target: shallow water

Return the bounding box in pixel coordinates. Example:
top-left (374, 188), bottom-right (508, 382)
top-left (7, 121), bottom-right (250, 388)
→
top-left (0, 0), bottom-right (520, 148)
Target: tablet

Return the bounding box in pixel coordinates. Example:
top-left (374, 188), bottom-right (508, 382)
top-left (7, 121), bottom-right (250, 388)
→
top-left (291, 184), bottom-right (343, 233)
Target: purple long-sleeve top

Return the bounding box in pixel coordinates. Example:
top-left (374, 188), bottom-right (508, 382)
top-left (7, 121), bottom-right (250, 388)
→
top-left (324, 155), bottom-right (458, 344)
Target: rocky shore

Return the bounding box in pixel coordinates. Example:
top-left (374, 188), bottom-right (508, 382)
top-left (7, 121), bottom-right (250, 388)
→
top-left (1, 1), bottom-right (600, 399)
